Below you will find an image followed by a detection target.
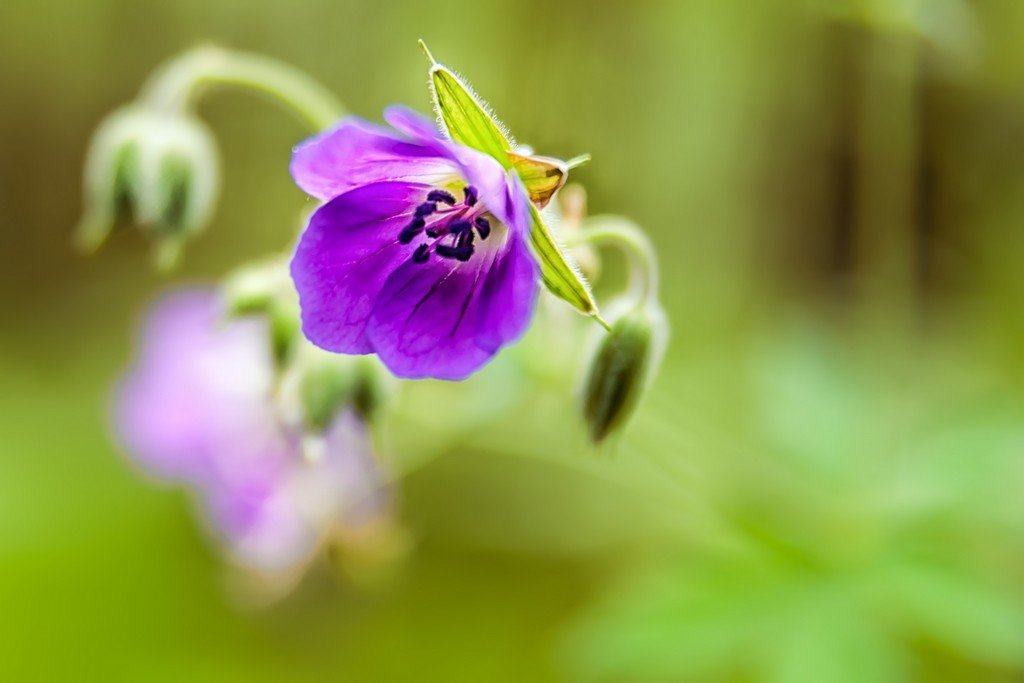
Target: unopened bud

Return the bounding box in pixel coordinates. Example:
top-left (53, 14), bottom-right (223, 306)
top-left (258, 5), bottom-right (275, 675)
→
top-left (279, 344), bottom-right (396, 433)
top-left (75, 106), bottom-right (221, 268)
top-left (581, 299), bottom-right (667, 443)
top-left (134, 112), bottom-right (220, 268)
top-left (75, 108), bottom-right (144, 253)
top-left (222, 257), bottom-right (300, 363)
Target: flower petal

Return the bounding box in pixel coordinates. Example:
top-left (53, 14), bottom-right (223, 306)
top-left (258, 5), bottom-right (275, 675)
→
top-left (206, 467), bottom-right (316, 572)
top-left (475, 234), bottom-right (540, 353)
top-left (291, 181), bottom-right (432, 354)
top-left (114, 289), bottom-right (277, 483)
top-left (383, 105), bottom-right (444, 142)
top-left (290, 118), bottom-right (455, 201)
top-left (367, 239), bottom-right (513, 380)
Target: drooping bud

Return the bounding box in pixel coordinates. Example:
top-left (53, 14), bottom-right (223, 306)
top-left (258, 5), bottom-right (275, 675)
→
top-left (75, 107), bottom-right (145, 254)
top-left (581, 299), bottom-right (668, 443)
top-left (75, 106), bottom-right (221, 269)
top-left (133, 112), bottom-right (220, 268)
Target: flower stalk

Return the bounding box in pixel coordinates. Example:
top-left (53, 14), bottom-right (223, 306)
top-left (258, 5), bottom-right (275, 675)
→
top-left (568, 215), bottom-right (661, 308)
top-left (140, 46), bottom-right (346, 131)
top-left (569, 215), bottom-right (667, 443)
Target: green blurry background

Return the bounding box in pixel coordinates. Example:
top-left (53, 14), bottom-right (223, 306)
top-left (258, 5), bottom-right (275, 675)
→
top-left (3, 0), bottom-right (1024, 680)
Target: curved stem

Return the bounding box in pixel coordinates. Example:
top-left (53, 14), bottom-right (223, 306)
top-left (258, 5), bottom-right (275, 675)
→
top-left (567, 215), bottom-right (660, 306)
top-left (140, 46), bottom-right (345, 131)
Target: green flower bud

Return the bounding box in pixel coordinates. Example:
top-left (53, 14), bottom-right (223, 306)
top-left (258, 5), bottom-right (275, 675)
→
top-left (133, 112), bottom-right (220, 268)
top-left (279, 344), bottom-right (396, 433)
top-left (75, 106), bottom-right (221, 268)
top-left (580, 299), bottom-right (668, 443)
top-left (222, 257), bottom-right (300, 364)
top-left (75, 107), bottom-right (144, 253)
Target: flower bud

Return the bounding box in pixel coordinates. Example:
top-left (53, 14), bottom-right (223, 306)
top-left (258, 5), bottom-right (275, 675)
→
top-left (279, 344), bottom-right (396, 433)
top-left (133, 111), bottom-right (220, 268)
top-left (75, 106), bottom-right (221, 268)
top-left (75, 108), bottom-right (144, 253)
top-left (222, 257), bottom-right (300, 363)
top-left (580, 299), bottom-right (668, 443)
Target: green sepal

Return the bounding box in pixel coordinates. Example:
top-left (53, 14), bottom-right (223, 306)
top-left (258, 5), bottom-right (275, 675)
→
top-left (429, 64), bottom-right (512, 168)
top-left (528, 203), bottom-right (600, 318)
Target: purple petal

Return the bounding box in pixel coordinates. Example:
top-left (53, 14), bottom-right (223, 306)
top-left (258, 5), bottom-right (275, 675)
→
top-left (383, 105), bottom-right (444, 142)
top-left (366, 234), bottom-right (534, 380)
top-left (290, 118), bottom-right (456, 201)
top-left (449, 150), bottom-right (523, 230)
top-left (210, 410), bottom-right (386, 571)
top-left (291, 182), bottom-right (432, 354)
top-left (114, 290), bottom-right (277, 483)
top-left (475, 234), bottom-right (540, 352)
top-left (206, 469), bottom-right (316, 572)
top-left (320, 409), bottom-right (390, 525)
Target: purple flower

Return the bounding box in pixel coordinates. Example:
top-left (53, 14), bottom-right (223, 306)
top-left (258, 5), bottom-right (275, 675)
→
top-left (116, 289), bottom-right (387, 573)
top-left (289, 106), bottom-right (540, 381)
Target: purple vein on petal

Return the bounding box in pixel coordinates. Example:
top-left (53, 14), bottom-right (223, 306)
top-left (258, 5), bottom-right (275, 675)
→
top-left (451, 252), bottom-right (494, 338)
top-left (408, 266), bottom-right (461, 323)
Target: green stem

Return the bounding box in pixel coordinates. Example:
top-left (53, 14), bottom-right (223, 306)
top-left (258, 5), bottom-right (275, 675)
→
top-left (140, 46), bottom-right (345, 131)
top-left (568, 215), bottom-right (660, 306)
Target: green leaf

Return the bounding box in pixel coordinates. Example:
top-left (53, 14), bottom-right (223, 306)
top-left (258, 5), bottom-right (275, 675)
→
top-left (873, 557), bottom-right (1024, 667)
top-left (762, 591), bottom-right (909, 683)
top-left (528, 203), bottom-right (600, 318)
top-left (562, 559), bottom-right (789, 680)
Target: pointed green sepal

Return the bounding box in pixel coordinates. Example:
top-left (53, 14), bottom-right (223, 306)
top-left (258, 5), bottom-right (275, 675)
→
top-left (424, 46), bottom-right (512, 168)
top-left (528, 203), bottom-right (600, 318)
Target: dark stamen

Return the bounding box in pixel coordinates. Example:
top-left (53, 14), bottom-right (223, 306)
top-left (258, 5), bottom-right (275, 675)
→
top-left (398, 217), bottom-right (426, 244)
top-left (448, 220), bottom-right (472, 235)
top-left (434, 243), bottom-right (458, 259)
top-left (415, 201), bottom-right (437, 217)
top-left (463, 185), bottom-right (478, 207)
top-left (474, 216), bottom-right (490, 239)
top-left (427, 189), bottom-right (456, 205)
top-left (413, 243), bottom-right (431, 263)
top-left (425, 226), bottom-right (442, 238)
top-left (435, 242), bottom-right (474, 262)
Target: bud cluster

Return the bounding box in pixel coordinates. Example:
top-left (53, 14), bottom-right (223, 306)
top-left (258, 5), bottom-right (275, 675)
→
top-left (222, 257), bottom-right (395, 432)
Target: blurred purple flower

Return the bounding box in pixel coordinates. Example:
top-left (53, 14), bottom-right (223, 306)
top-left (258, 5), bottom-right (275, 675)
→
top-left (289, 106), bottom-right (539, 381)
top-left (116, 289), bottom-right (387, 573)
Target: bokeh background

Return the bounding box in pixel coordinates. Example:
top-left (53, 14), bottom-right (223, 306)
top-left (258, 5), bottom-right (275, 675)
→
top-left (3, 0), bottom-right (1024, 680)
